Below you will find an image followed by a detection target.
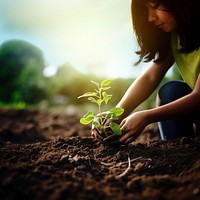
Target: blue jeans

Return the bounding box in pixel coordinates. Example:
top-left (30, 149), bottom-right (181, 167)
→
top-left (157, 80), bottom-right (199, 140)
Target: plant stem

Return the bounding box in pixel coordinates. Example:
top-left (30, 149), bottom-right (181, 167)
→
top-left (98, 104), bottom-right (103, 126)
top-left (98, 85), bottom-right (103, 127)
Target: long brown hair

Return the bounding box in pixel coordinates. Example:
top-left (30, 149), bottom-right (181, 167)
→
top-left (131, 0), bottom-right (200, 64)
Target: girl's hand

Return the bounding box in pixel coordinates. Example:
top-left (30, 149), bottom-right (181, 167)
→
top-left (119, 111), bottom-right (149, 144)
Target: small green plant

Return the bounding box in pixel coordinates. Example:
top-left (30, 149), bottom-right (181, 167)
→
top-left (78, 79), bottom-right (124, 136)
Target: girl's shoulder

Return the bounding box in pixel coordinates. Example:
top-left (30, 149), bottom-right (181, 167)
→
top-left (171, 32), bottom-right (200, 89)
top-left (171, 32), bottom-right (200, 56)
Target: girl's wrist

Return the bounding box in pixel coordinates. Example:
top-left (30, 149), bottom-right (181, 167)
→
top-left (143, 109), bottom-right (155, 125)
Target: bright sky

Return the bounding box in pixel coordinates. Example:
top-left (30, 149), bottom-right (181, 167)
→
top-left (0, 0), bottom-right (148, 78)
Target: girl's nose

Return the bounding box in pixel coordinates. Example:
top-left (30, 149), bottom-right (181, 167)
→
top-left (148, 9), bottom-right (157, 23)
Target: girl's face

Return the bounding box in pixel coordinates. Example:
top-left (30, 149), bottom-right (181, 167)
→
top-left (145, 1), bottom-right (177, 32)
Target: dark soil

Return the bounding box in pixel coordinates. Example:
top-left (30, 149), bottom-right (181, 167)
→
top-left (0, 108), bottom-right (200, 200)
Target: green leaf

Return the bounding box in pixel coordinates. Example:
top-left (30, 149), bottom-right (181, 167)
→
top-left (110, 113), bottom-right (118, 120)
top-left (105, 113), bottom-right (112, 119)
top-left (80, 111), bottom-right (95, 125)
top-left (88, 97), bottom-right (98, 104)
top-left (92, 120), bottom-right (101, 126)
top-left (97, 99), bottom-right (103, 106)
top-left (83, 111), bottom-right (94, 118)
top-left (80, 117), bottom-right (93, 125)
top-left (103, 95), bottom-right (112, 104)
top-left (101, 79), bottom-right (112, 87)
top-left (78, 92), bottom-right (97, 99)
top-left (109, 122), bottom-right (122, 135)
top-left (94, 89), bottom-right (99, 93)
top-left (102, 91), bottom-right (107, 97)
top-left (91, 80), bottom-right (100, 87)
top-left (109, 107), bottom-right (124, 116)
top-left (105, 113), bottom-right (118, 120)
top-left (102, 92), bottom-right (111, 104)
top-left (101, 86), bottom-right (111, 91)
top-left (96, 114), bottom-right (104, 119)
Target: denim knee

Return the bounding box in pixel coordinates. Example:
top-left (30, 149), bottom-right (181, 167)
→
top-left (157, 81), bottom-right (194, 140)
top-left (158, 80), bottom-right (192, 106)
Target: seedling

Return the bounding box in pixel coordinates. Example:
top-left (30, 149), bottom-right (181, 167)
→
top-left (78, 79), bottom-right (124, 137)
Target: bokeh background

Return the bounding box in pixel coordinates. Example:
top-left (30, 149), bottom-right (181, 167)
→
top-left (0, 0), bottom-right (180, 113)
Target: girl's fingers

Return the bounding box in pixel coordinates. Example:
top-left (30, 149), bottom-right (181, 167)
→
top-left (119, 120), bottom-right (126, 128)
top-left (125, 133), bottom-right (139, 144)
top-left (119, 130), bottom-right (130, 143)
top-left (124, 136), bottom-right (135, 144)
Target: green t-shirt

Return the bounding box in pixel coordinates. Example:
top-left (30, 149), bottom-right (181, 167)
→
top-left (171, 32), bottom-right (200, 89)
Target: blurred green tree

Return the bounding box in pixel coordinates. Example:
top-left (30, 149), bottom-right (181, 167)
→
top-left (0, 39), bottom-right (47, 105)
top-left (50, 63), bottom-right (94, 105)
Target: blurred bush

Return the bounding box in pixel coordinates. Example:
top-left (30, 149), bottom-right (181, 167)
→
top-left (0, 39), bottom-right (48, 106)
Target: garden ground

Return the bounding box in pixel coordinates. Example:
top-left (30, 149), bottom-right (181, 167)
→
top-left (0, 108), bottom-right (200, 200)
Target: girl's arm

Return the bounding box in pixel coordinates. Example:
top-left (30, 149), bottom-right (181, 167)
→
top-left (119, 72), bottom-right (200, 144)
top-left (116, 52), bottom-right (174, 120)
top-left (147, 73), bottom-right (200, 123)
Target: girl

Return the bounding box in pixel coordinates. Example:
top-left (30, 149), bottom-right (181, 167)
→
top-left (93, 0), bottom-right (200, 143)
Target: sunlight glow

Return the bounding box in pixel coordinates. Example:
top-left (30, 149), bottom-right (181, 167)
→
top-left (43, 64), bottom-right (58, 77)
top-left (0, 0), bottom-right (142, 78)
